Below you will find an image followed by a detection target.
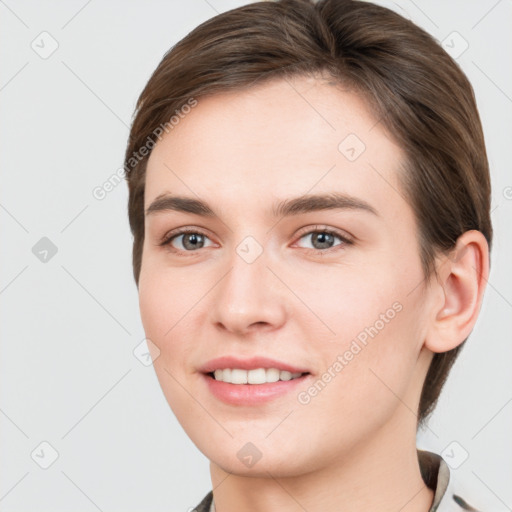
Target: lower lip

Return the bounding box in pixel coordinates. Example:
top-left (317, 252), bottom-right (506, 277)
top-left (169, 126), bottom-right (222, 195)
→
top-left (202, 373), bottom-right (310, 405)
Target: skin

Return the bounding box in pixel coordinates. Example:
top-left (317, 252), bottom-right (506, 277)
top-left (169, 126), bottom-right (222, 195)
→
top-left (138, 75), bottom-right (489, 512)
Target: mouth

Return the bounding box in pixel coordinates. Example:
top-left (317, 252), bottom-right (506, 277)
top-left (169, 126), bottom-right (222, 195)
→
top-left (201, 368), bottom-right (312, 406)
top-left (205, 368), bottom-right (310, 384)
top-left (198, 355), bottom-right (313, 405)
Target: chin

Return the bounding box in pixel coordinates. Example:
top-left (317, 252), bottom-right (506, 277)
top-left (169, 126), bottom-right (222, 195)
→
top-left (199, 438), bottom-right (317, 478)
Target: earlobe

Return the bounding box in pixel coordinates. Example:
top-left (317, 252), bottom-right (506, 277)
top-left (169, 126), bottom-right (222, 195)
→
top-left (424, 230), bottom-right (489, 354)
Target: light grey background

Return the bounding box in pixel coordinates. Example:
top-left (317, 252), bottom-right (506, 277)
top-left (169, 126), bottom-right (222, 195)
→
top-left (1, 1), bottom-right (511, 511)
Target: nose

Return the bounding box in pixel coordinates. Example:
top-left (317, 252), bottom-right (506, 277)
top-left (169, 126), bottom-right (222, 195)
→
top-left (209, 244), bottom-right (288, 337)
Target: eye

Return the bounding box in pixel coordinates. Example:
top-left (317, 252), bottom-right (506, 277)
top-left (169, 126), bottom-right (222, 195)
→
top-left (160, 228), bottom-right (214, 252)
top-left (158, 225), bottom-right (353, 256)
top-left (295, 227), bottom-right (353, 252)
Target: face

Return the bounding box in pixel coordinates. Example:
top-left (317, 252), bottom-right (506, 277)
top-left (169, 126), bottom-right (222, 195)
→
top-left (139, 76), bottom-right (435, 477)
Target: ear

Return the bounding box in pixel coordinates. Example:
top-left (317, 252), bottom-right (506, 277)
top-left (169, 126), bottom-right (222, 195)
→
top-left (424, 230), bottom-right (490, 353)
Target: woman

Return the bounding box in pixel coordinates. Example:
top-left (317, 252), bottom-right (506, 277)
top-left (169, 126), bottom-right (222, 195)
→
top-left (123, 1), bottom-right (492, 510)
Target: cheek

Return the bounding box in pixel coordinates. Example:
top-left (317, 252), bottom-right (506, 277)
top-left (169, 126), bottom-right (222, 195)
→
top-left (138, 279), bottom-right (167, 340)
top-left (298, 263), bottom-right (421, 400)
top-left (138, 262), bottom-right (208, 372)
top-left (138, 270), bottom-right (199, 420)
top-left (297, 306), bottom-right (418, 449)
top-left (138, 264), bottom-right (181, 361)
top-left (138, 250), bottom-right (191, 334)
top-left (293, 261), bottom-right (403, 343)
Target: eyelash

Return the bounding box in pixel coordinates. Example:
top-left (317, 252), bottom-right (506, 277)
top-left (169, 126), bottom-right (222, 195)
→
top-left (158, 226), bottom-right (353, 256)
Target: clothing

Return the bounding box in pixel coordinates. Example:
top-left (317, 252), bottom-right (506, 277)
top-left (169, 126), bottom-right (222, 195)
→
top-left (191, 449), bottom-right (481, 512)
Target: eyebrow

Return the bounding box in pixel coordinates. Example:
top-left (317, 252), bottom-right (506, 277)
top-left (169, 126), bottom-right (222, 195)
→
top-left (145, 192), bottom-right (379, 218)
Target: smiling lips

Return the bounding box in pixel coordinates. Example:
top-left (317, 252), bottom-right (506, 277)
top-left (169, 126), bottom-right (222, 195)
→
top-left (199, 355), bottom-right (312, 405)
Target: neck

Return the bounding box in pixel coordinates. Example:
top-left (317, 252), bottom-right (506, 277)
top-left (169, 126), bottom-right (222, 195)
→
top-left (209, 408), bottom-right (434, 512)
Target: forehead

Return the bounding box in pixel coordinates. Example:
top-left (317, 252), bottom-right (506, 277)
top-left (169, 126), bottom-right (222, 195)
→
top-left (144, 76), bottom-right (407, 218)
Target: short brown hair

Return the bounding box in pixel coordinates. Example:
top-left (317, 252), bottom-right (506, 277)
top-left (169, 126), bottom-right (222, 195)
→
top-left (123, 0), bottom-right (493, 428)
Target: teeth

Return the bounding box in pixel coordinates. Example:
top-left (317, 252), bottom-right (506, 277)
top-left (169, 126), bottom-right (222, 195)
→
top-left (265, 368), bottom-right (280, 383)
top-left (247, 368), bottom-right (265, 384)
top-left (280, 370), bottom-right (292, 381)
top-left (231, 368), bottom-right (247, 384)
top-left (212, 368), bottom-right (304, 384)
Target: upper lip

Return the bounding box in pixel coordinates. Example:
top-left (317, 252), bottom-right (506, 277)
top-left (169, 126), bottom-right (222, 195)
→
top-left (199, 356), bottom-right (311, 374)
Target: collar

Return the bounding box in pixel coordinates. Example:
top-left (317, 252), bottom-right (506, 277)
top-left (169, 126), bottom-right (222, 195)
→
top-left (418, 449), bottom-right (451, 511)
